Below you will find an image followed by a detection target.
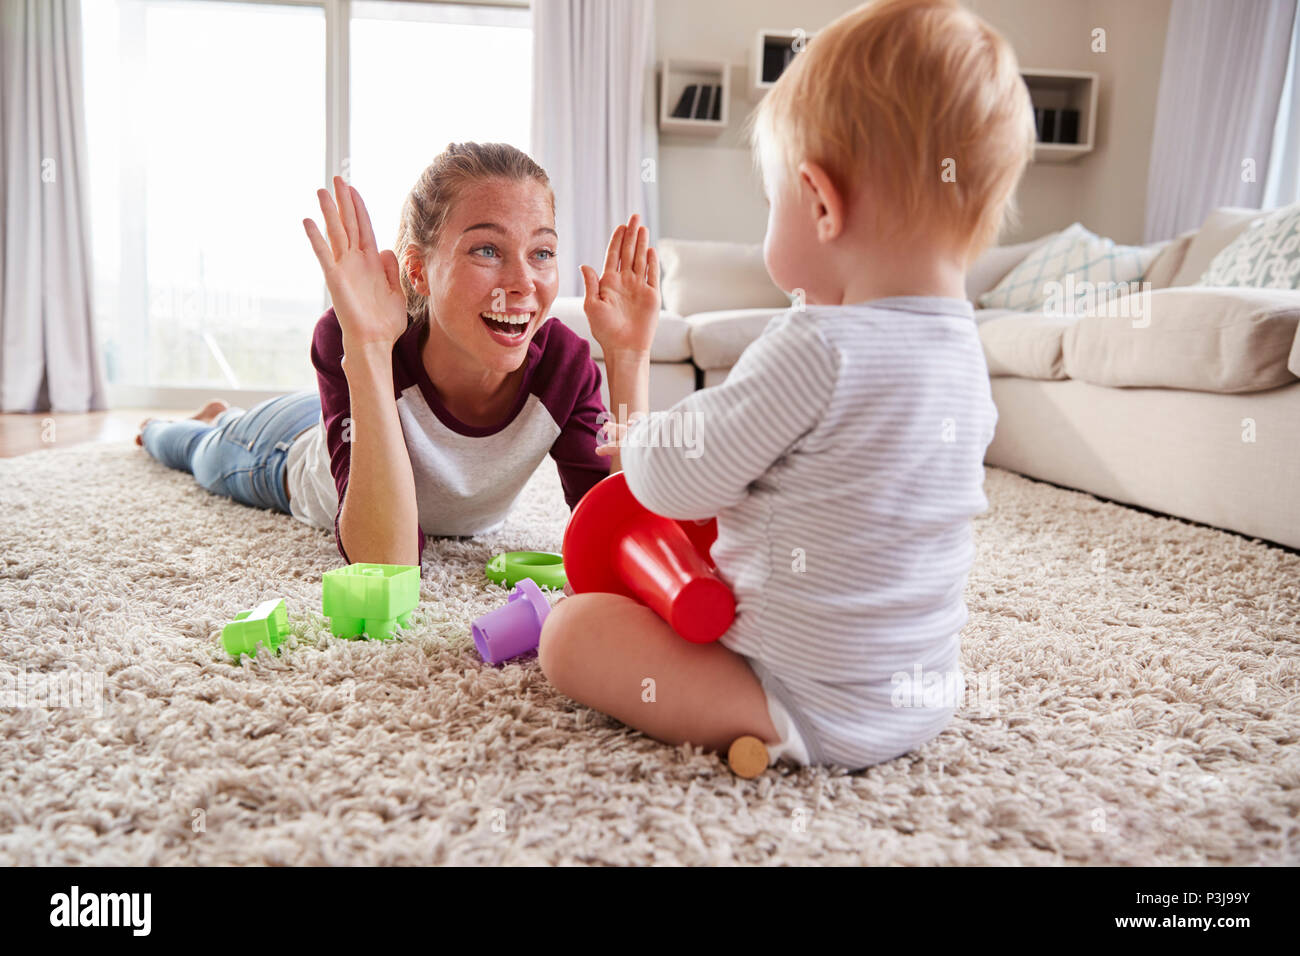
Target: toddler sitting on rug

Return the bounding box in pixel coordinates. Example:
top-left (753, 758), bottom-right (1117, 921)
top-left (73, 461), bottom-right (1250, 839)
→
top-left (539, 0), bottom-right (1034, 770)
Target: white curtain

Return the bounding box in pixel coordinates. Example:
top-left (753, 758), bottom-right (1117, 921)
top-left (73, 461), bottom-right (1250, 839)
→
top-left (1144, 0), bottom-right (1298, 242)
top-left (1263, 9), bottom-right (1300, 207)
top-left (0, 0), bottom-right (105, 412)
top-left (530, 0), bottom-right (659, 298)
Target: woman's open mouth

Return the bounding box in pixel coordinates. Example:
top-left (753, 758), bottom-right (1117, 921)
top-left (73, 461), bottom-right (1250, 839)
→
top-left (479, 310), bottom-right (535, 345)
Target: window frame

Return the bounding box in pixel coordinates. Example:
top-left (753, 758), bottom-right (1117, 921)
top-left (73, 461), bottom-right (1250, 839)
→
top-left (99, 0), bottom-right (530, 409)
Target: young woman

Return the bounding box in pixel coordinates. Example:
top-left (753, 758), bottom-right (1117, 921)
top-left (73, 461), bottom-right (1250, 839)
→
top-left (137, 142), bottom-right (659, 566)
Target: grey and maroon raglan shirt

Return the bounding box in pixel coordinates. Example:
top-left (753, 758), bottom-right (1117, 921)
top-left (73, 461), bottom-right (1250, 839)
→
top-left (283, 308), bottom-right (610, 566)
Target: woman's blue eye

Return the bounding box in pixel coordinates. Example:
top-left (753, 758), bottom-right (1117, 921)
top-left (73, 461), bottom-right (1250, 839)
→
top-left (472, 245), bottom-right (555, 260)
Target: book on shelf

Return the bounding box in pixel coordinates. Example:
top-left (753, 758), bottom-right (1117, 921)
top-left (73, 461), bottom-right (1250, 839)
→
top-left (694, 84), bottom-right (714, 120)
top-left (671, 84), bottom-right (698, 119)
top-left (670, 82), bottom-right (722, 123)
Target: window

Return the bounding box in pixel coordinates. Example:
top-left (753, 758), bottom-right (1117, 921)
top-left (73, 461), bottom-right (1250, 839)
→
top-left (81, 0), bottom-right (531, 401)
top-left (349, 1), bottom-right (532, 252)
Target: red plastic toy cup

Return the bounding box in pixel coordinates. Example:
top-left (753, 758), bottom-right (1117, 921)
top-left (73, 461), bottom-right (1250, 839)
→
top-left (562, 471), bottom-right (735, 643)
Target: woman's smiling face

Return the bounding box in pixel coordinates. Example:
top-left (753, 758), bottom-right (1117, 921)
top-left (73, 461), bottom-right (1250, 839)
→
top-left (417, 176), bottom-right (559, 375)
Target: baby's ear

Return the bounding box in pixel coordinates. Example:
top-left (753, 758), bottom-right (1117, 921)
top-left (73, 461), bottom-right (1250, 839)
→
top-left (798, 159), bottom-right (846, 241)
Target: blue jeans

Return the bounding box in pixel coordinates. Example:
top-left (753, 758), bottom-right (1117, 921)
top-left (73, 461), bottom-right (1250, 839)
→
top-left (141, 391), bottom-right (322, 514)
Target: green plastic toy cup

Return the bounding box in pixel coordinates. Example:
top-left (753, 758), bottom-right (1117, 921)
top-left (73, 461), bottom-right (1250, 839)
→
top-left (322, 563), bottom-right (420, 640)
top-left (485, 551), bottom-right (566, 591)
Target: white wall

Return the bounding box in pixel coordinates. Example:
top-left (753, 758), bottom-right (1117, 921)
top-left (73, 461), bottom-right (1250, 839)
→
top-left (654, 0), bottom-right (1172, 247)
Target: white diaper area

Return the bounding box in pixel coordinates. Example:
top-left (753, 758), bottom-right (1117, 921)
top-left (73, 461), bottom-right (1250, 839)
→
top-left (762, 687), bottom-right (811, 766)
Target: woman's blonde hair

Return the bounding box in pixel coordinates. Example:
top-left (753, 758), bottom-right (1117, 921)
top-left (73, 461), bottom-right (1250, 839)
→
top-left (394, 142), bottom-right (554, 327)
top-left (746, 0), bottom-right (1035, 262)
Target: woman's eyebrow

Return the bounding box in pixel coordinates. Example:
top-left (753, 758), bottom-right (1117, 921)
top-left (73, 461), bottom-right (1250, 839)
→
top-left (462, 222), bottom-right (558, 238)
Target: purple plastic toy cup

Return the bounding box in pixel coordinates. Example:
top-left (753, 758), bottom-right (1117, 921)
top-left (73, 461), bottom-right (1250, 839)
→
top-left (472, 578), bottom-right (552, 665)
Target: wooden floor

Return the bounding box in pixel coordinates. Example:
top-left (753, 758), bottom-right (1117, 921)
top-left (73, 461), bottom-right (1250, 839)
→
top-left (0, 409), bottom-right (190, 458)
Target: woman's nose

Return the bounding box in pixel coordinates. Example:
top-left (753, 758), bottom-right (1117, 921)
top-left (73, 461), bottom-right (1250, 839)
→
top-left (501, 253), bottom-right (536, 291)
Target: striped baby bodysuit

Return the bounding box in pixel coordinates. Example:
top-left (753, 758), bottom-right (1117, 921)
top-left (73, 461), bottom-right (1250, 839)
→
top-left (620, 297), bottom-right (997, 769)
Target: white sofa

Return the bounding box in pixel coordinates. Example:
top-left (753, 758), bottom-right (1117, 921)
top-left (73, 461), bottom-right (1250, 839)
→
top-left (974, 209), bottom-right (1300, 551)
top-left (551, 215), bottom-right (1300, 550)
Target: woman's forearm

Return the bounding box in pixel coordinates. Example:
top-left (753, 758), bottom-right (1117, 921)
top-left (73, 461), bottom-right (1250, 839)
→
top-left (604, 348), bottom-right (651, 474)
top-left (337, 341), bottom-right (420, 565)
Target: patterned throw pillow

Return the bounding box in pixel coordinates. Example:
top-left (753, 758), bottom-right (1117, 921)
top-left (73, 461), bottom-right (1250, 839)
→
top-left (977, 222), bottom-right (1161, 311)
top-left (1199, 203), bottom-right (1300, 290)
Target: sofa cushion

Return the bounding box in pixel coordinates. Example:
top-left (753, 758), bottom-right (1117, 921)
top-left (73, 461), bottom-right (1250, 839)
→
top-left (548, 296), bottom-right (692, 362)
top-left (1062, 287), bottom-right (1300, 393)
top-left (976, 223), bottom-right (1161, 311)
top-left (1169, 207), bottom-right (1264, 286)
top-left (687, 308), bottom-right (789, 369)
top-left (1142, 230), bottom-right (1196, 290)
top-left (978, 313), bottom-right (1073, 379)
top-left (1200, 202), bottom-right (1300, 289)
top-left (657, 238), bottom-right (791, 316)
top-left (974, 307), bottom-right (1020, 325)
top-left (965, 235), bottom-right (1053, 303)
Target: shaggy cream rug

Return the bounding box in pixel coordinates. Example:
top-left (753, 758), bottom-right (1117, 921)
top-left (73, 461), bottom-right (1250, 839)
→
top-left (0, 442), bottom-right (1296, 866)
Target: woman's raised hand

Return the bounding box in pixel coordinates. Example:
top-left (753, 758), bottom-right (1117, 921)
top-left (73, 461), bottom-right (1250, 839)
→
top-left (303, 176), bottom-right (408, 351)
top-left (580, 213), bottom-right (659, 356)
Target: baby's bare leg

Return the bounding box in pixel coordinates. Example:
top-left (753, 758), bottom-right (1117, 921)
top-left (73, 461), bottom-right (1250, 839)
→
top-left (538, 592), bottom-right (779, 754)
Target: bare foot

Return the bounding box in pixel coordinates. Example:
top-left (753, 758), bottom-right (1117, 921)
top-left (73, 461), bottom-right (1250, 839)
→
top-left (192, 399), bottom-right (230, 424)
top-left (135, 399), bottom-right (229, 446)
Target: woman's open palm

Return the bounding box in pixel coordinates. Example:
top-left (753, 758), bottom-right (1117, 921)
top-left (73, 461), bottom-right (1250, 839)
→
top-left (303, 176), bottom-right (408, 350)
top-left (581, 213), bottom-right (659, 355)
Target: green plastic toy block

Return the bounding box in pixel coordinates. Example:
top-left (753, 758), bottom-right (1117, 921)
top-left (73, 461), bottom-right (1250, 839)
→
top-left (222, 598), bottom-right (290, 657)
top-left (322, 563), bottom-right (420, 640)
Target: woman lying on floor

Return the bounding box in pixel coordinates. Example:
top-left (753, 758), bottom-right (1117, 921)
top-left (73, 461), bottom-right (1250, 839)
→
top-left (137, 142), bottom-right (660, 567)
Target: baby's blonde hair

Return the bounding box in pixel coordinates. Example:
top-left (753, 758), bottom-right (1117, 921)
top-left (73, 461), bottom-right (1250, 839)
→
top-left (747, 0), bottom-right (1035, 262)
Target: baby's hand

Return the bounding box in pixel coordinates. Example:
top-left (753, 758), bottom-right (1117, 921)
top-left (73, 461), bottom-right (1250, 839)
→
top-left (595, 417), bottom-right (645, 456)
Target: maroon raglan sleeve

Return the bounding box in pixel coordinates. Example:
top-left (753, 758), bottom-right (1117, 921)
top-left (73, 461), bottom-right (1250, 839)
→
top-left (536, 319), bottom-right (612, 509)
top-left (310, 309), bottom-right (427, 566)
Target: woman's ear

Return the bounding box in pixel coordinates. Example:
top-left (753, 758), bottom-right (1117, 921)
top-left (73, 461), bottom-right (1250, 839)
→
top-left (402, 248), bottom-right (428, 295)
top-left (797, 160), bottom-right (845, 244)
